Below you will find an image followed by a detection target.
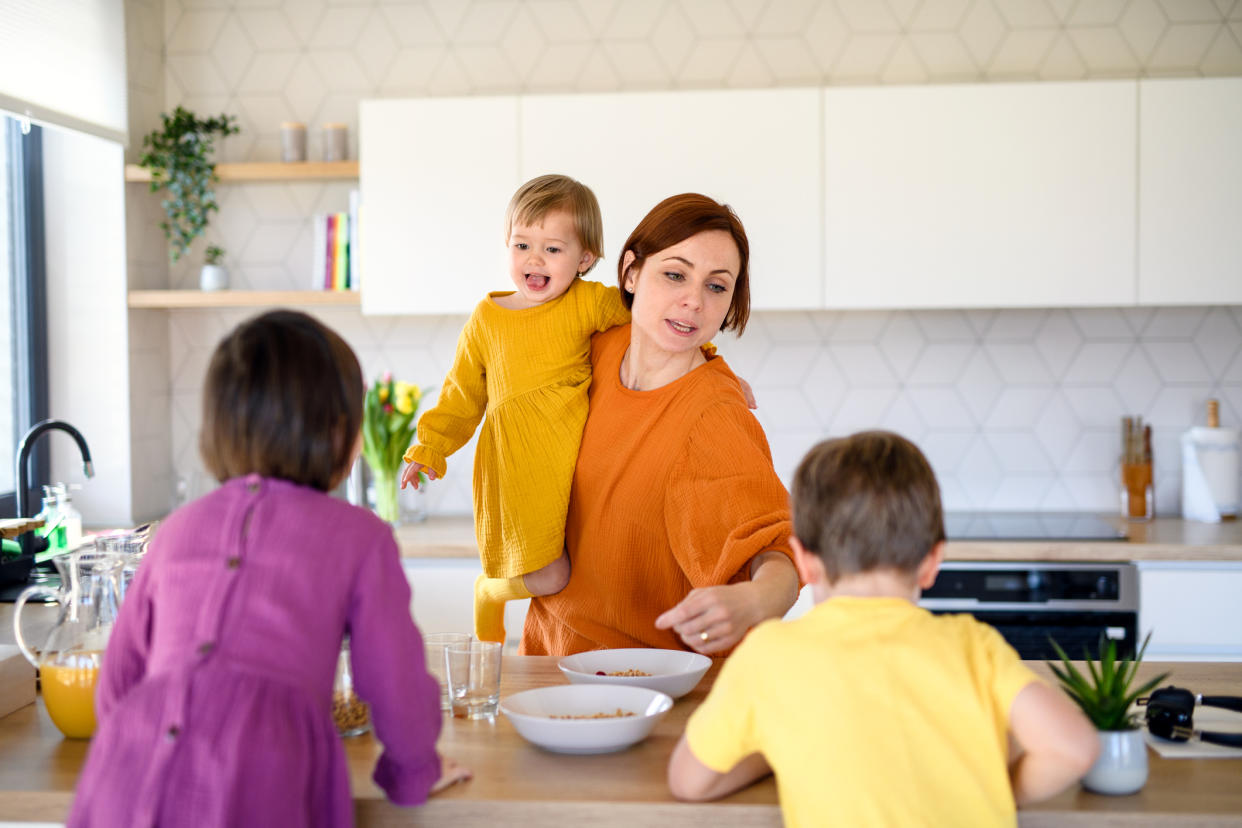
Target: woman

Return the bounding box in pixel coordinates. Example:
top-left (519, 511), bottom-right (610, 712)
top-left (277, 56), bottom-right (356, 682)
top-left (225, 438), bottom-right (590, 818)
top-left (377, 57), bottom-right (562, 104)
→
top-left (521, 194), bottom-right (800, 657)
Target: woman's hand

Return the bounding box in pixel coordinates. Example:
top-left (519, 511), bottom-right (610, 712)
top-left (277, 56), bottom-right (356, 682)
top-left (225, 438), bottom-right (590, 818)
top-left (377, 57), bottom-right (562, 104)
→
top-left (654, 584), bottom-right (762, 655)
top-left (654, 551), bottom-right (799, 654)
top-left (400, 461), bottom-right (436, 490)
top-left (430, 754), bottom-right (472, 795)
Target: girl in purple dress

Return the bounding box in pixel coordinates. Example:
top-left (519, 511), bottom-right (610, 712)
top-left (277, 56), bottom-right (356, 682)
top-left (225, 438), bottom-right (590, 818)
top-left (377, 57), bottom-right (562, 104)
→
top-left (69, 310), bottom-right (470, 827)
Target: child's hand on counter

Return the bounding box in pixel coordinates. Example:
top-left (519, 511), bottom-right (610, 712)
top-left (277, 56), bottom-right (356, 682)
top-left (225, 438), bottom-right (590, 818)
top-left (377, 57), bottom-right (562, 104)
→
top-left (430, 754), bottom-right (472, 794)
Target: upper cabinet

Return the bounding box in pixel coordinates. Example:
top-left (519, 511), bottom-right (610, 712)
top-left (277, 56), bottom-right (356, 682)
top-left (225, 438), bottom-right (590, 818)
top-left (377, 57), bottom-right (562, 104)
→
top-left (1138, 77), bottom-right (1242, 306)
top-left (520, 88), bottom-right (822, 311)
top-left (360, 89), bottom-right (821, 315)
top-left (822, 81), bottom-right (1138, 309)
top-left (359, 97), bottom-right (520, 315)
top-left (359, 79), bottom-right (1236, 315)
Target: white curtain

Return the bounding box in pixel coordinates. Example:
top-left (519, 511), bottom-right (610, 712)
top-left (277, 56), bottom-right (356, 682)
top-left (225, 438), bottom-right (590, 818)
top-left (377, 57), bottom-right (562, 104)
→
top-left (0, 0), bottom-right (128, 144)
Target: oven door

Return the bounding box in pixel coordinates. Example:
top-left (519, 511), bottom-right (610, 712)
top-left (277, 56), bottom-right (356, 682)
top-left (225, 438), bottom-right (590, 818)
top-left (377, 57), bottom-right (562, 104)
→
top-left (925, 608), bottom-right (1138, 660)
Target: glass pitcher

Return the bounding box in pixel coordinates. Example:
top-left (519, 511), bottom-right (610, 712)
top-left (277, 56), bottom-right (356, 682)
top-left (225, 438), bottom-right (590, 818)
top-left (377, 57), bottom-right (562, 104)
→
top-left (95, 522), bottom-right (155, 602)
top-left (13, 548), bottom-right (124, 739)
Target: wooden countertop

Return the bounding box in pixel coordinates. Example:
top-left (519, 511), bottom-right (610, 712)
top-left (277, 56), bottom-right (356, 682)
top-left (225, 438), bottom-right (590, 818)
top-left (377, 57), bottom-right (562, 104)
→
top-left (1, 655), bottom-right (1239, 826)
top-left (398, 515), bottom-right (1242, 563)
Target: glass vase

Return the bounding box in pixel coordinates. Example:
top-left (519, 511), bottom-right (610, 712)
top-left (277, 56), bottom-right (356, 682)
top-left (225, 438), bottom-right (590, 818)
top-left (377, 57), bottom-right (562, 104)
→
top-left (371, 466), bottom-right (400, 525)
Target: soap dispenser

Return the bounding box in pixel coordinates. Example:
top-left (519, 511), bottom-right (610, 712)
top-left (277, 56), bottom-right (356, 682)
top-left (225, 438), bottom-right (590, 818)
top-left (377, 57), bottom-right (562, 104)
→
top-left (55, 484), bottom-right (83, 551)
top-left (37, 485), bottom-right (66, 557)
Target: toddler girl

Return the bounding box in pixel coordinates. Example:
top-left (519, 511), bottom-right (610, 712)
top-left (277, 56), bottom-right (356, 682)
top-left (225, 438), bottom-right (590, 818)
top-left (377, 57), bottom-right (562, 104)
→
top-left (70, 310), bottom-right (469, 828)
top-left (401, 174), bottom-right (629, 643)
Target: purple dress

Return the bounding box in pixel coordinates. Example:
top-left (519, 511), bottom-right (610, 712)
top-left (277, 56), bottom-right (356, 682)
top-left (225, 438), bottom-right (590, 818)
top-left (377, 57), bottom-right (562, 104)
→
top-left (68, 475), bottom-right (441, 828)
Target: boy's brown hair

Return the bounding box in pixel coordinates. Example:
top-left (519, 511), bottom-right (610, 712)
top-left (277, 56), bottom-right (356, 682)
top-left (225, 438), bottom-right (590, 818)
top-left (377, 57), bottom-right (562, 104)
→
top-left (504, 174), bottom-right (604, 273)
top-left (791, 431), bottom-right (945, 580)
top-left (200, 310), bottom-right (363, 492)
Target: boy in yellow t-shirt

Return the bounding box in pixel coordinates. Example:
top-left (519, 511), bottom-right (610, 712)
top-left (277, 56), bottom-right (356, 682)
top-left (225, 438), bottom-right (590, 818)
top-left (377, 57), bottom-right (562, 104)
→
top-left (668, 431), bottom-right (1100, 827)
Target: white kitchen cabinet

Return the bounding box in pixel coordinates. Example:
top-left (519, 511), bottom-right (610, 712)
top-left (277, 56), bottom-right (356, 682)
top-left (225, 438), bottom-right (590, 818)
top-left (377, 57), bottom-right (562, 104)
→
top-left (1138, 77), bottom-right (1242, 306)
top-left (520, 88), bottom-right (823, 311)
top-left (1137, 561), bottom-right (1242, 662)
top-left (823, 81), bottom-right (1137, 309)
top-left (359, 97), bottom-right (521, 315)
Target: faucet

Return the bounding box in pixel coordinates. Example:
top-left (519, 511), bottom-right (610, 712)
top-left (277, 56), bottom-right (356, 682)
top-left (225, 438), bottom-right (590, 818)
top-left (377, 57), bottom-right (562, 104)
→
top-left (14, 419), bottom-right (94, 559)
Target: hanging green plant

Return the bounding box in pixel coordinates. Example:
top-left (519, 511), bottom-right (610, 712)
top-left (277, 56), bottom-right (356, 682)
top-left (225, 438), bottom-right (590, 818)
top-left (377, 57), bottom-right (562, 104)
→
top-left (138, 106), bottom-right (240, 263)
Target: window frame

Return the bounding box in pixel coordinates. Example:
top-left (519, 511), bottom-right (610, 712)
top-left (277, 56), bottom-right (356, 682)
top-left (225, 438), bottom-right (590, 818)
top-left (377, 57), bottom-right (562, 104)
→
top-left (3, 117), bottom-right (49, 519)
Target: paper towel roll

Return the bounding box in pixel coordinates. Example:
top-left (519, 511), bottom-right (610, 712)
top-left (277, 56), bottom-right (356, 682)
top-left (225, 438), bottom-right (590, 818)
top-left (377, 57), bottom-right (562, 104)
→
top-left (1182, 426), bottom-right (1240, 522)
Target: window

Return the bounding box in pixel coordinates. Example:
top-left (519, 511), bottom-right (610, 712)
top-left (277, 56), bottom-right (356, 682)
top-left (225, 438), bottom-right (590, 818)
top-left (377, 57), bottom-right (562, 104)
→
top-left (2, 114), bottom-right (48, 518)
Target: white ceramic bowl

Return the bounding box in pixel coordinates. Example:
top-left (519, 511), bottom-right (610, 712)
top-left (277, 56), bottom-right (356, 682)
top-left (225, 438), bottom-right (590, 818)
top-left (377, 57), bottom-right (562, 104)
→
top-left (558, 648), bottom-right (712, 699)
top-left (500, 684), bottom-right (674, 754)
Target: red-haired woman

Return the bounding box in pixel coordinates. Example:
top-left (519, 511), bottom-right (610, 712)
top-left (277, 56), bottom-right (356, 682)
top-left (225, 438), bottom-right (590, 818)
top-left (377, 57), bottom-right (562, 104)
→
top-left (522, 194), bottom-right (800, 657)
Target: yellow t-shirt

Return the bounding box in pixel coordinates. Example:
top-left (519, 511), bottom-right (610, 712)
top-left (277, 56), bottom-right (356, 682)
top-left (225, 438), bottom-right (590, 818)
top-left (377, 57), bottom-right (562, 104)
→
top-left (685, 597), bottom-right (1040, 828)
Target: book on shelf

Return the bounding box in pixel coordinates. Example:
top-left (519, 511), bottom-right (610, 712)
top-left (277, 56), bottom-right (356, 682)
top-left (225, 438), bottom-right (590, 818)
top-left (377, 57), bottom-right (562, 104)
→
top-left (310, 201), bottom-right (358, 292)
top-left (348, 188), bottom-right (360, 291)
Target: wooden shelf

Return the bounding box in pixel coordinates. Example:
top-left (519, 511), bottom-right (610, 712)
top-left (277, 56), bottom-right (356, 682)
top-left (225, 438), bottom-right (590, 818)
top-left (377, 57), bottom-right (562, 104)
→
top-left (127, 290), bottom-right (361, 309)
top-left (124, 161), bottom-right (359, 183)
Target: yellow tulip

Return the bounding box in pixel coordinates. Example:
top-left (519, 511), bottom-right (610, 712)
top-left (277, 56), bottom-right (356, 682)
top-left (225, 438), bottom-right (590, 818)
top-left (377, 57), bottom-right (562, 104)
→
top-left (378, 386), bottom-right (389, 404)
top-left (394, 381), bottom-right (416, 415)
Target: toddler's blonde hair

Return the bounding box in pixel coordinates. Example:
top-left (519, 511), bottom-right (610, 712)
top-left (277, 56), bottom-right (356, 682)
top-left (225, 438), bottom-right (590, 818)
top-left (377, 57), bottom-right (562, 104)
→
top-left (504, 174), bottom-right (604, 274)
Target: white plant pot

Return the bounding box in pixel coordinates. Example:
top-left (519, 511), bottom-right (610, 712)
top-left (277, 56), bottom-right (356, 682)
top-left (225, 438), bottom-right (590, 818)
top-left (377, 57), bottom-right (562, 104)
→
top-left (1082, 729), bottom-right (1148, 795)
top-left (200, 263), bottom-right (229, 291)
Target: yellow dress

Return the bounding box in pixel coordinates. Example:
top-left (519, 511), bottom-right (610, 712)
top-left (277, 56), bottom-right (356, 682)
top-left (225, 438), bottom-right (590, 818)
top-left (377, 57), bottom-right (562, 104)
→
top-left (405, 278), bottom-right (629, 579)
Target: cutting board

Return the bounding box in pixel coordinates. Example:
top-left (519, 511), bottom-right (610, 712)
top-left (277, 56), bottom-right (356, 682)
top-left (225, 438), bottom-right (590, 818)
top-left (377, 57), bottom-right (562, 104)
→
top-left (0, 644), bottom-right (36, 718)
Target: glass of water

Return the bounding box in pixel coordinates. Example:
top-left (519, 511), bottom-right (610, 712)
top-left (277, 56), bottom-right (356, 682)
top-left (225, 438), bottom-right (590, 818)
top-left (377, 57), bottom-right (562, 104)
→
top-left (445, 639), bottom-right (502, 720)
top-left (423, 632), bottom-right (471, 713)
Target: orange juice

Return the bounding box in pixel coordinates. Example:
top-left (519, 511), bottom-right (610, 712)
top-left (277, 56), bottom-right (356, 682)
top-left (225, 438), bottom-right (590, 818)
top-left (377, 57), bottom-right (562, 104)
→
top-left (41, 651), bottom-right (102, 739)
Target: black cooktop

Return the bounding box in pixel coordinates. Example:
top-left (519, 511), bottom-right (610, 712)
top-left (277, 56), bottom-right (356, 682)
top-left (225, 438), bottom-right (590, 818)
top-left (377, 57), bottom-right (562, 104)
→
top-left (944, 512), bottom-right (1128, 542)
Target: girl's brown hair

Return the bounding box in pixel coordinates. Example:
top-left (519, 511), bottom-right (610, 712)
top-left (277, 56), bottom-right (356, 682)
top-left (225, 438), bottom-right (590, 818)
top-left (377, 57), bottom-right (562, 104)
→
top-left (791, 431), bottom-right (946, 581)
top-left (616, 193), bottom-right (751, 335)
top-left (200, 310), bottom-right (363, 491)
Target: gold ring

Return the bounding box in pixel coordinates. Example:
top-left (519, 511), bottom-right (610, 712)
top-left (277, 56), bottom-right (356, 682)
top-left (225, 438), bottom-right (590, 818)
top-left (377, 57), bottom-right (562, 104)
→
top-left (699, 631), bottom-right (710, 642)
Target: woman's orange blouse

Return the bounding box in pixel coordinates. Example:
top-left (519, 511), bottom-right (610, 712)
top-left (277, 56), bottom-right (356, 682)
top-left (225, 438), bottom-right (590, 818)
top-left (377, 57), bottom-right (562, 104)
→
top-left (521, 324), bottom-right (794, 656)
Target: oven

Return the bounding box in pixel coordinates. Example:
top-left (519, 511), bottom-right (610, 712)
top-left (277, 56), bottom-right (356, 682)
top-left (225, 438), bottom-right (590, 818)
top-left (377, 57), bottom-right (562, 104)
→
top-left (919, 561), bottom-right (1140, 660)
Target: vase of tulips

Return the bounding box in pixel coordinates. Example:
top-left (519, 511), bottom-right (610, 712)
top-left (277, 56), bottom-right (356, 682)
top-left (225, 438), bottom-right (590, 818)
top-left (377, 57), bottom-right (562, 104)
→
top-left (362, 373), bottom-right (424, 525)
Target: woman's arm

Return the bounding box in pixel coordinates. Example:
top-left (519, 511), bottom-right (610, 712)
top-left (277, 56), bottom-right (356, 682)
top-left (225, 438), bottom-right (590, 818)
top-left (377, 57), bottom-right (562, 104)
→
top-left (655, 551), bottom-right (798, 655)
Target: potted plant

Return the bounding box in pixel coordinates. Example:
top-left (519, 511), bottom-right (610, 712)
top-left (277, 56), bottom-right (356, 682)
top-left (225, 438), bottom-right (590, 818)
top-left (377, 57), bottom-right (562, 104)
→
top-left (200, 245), bottom-right (228, 291)
top-left (361, 373), bottom-right (427, 525)
top-left (138, 106), bottom-right (240, 280)
top-left (1048, 632), bottom-right (1169, 795)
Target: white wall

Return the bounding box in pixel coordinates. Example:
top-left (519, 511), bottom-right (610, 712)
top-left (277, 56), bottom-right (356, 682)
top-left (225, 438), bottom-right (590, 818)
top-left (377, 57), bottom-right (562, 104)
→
top-left (42, 126), bottom-right (132, 524)
top-left (114, 0), bottom-right (1242, 524)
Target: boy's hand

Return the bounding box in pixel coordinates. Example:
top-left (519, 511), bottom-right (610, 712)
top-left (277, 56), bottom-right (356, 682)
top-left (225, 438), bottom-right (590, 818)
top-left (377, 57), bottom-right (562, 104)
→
top-left (400, 461), bottom-right (437, 490)
top-left (430, 754), bottom-right (472, 795)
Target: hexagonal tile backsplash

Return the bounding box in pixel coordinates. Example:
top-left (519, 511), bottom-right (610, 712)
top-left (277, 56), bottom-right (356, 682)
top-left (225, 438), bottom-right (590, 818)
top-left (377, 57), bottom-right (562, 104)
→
top-left (162, 303), bottom-right (1242, 519)
top-left (129, 0), bottom-right (1242, 519)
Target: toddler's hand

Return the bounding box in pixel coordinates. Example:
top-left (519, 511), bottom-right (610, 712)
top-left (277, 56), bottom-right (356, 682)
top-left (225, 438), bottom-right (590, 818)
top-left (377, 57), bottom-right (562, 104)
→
top-left (400, 461), bottom-right (436, 490)
top-left (430, 755), bottom-right (472, 795)
top-left (737, 377), bottom-right (758, 410)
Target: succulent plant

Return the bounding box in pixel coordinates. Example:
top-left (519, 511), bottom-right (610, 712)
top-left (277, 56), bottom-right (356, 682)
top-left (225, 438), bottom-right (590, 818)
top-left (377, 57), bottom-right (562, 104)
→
top-left (1048, 632), bottom-right (1169, 731)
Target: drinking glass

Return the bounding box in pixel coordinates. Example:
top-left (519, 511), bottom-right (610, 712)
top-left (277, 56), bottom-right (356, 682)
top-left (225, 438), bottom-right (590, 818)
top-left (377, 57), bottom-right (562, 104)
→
top-left (445, 640), bottom-right (502, 720)
top-left (423, 632), bottom-right (470, 712)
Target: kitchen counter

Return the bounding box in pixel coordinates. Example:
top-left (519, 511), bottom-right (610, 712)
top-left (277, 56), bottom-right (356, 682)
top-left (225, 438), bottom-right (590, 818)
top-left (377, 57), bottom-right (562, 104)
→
top-left (398, 515), bottom-right (1242, 562)
top-left (0, 655), bottom-right (1239, 826)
